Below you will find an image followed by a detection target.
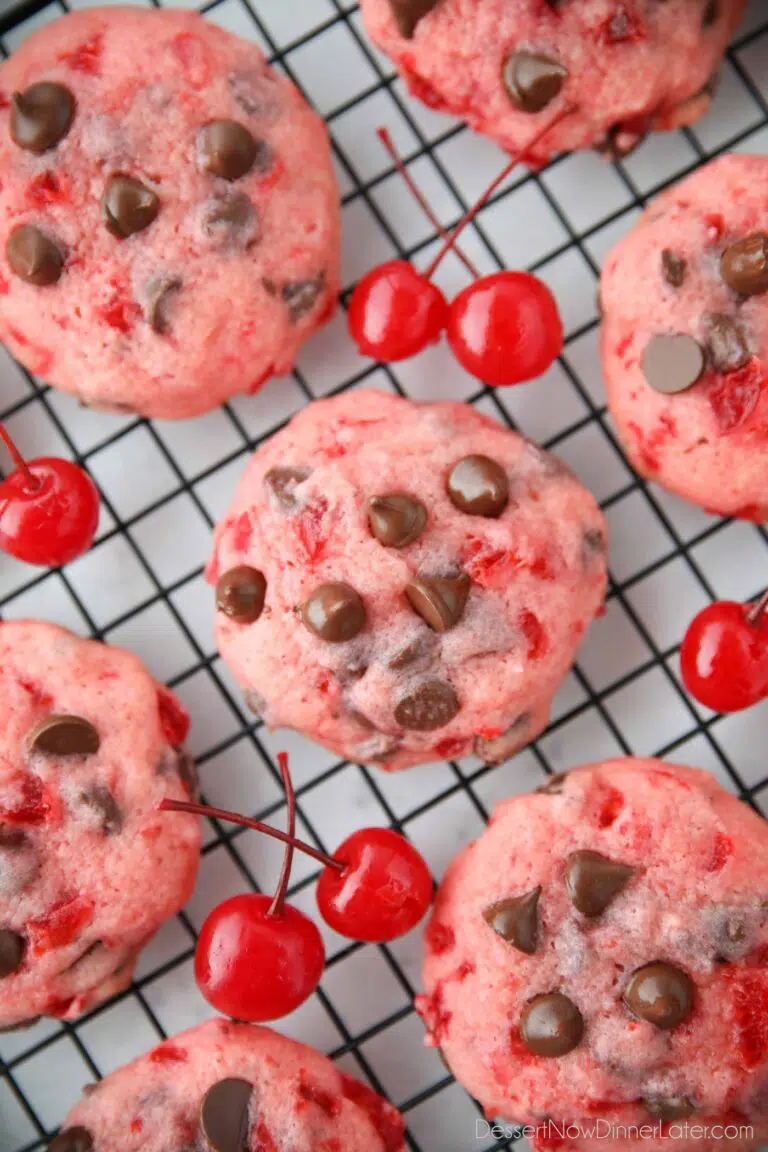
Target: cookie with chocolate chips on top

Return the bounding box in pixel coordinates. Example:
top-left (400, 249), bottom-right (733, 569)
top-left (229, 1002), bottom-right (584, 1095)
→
top-left (207, 390), bottom-right (607, 772)
top-left (358, 0), bottom-right (743, 162)
top-left (51, 1018), bottom-right (405, 1152)
top-left (417, 757), bottom-right (768, 1152)
top-left (0, 8), bottom-right (339, 419)
top-left (602, 154), bottom-right (768, 521)
top-left (0, 620), bottom-right (199, 1028)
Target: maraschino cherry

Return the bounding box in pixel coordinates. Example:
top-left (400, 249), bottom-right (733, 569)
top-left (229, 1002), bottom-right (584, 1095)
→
top-left (681, 590), bottom-right (768, 713)
top-left (0, 423), bottom-right (99, 566)
top-left (347, 108), bottom-right (572, 381)
top-left (161, 754), bottom-right (433, 953)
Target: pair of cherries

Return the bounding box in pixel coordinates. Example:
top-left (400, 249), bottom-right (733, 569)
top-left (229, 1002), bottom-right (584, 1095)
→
top-left (160, 753), bottom-right (432, 1023)
top-left (0, 424), bottom-right (99, 566)
top-left (347, 116), bottom-right (567, 385)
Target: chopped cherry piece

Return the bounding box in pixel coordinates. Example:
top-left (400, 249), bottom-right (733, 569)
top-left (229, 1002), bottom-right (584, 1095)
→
top-left (0, 425), bottom-right (99, 567)
top-left (681, 593), bottom-right (768, 713)
top-left (348, 260), bottom-right (448, 362)
top-left (0, 773), bottom-right (53, 826)
top-left (156, 686), bottom-right (190, 746)
top-left (28, 895), bottom-right (95, 954)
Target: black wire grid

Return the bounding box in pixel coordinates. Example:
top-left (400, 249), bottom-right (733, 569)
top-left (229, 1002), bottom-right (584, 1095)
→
top-left (1, 1), bottom-right (768, 1149)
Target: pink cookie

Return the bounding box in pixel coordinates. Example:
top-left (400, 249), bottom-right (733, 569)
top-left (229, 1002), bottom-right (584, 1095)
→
top-left (417, 758), bottom-right (768, 1149)
top-left (0, 8), bottom-right (339, 420)
top-left (358, 1), bottom-right (744, 162)
top-left (601, 154), bottom-right (768, 520)
top-left (0, 620), bottom-right (200, 1027)
top-left (53, 1017), bottom-right (406, 1152)
top-left (207, 390), bottom-right (607, 772)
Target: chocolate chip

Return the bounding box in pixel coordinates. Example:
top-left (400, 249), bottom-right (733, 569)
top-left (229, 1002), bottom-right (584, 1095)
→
top-left (0, 826), bottom-right (28, 850)
top-left (216, 566), bottom-right (267, 624)
top-left (642, 1096), bottom-right (695, 1121)
top-left (387, 0), bottom-right (441, 38)
top-left (474, 714), bottom-right (530, 766)
top-left (661, 249), bottom-right (686, 288)
top-left (198, 121), bottom-right (263, 181)
top-left (301, 583), bottom-right (366, 643)
top-left (565, 850), bottom-right (634, 918)
top-left (703, 313), bottom-right (750, 373)
top-left (368, 493), bottom-right (427, 548)
top-left (0, 1016), bottom-right (40, 1033)
top-left (483, 888), bottom-right (540, 954)
top-left (6, 225), bottom-right (63, 286)
top-left (79, 785), bottom-right (122, 835)
top-left (388, 637), bottom-right (431, 670)
top-left (145, 275), bottom-right (181, 334)
top-left (537, 772), bottom-right (568, 794)
top-left (199, 1077), bottom-right (253, 1151)
top-left (447, 455), bottom-right (509, 518)
top-left (48, 1129), bottom-right (94, 1152)
top-left (10, 82), bottom-right (75, 154)
top-left (519, 992), bottom-right (584, 1057)
top-left (702, 0), bottom-right (718, 26)
top-left (243, 691), bottom-right (266, 718)
top-left (175, 749), bottom-right (199, 800)
top-left (721, 233), bottom-right (768, 297)
top-left (281, 275), bottom-right (325, 323)
top-left (622, 963), bottom-right (694, 1030)
top-left (394, 679), bottom-right (459, 731)
top-left (503, 52), bottom-right (568, 113)
top-left (582, 528), bottom-right (607, 570)
top-left (263, 466), bottom-right (311, 511)
top-left (102, 175), bottom-right (159, 238)
top-left (28, 715), bottom-right (100, 757)
top-left (0, 929), bottom-right (25, 978)
top-left (405, 574), bottom-right (469, 632)
top-left (203, 192), bottom-right (259, 248)
top-left (343, 654), bottom-right (369, 681)
top-left (642, 333), bottom-right (705, 395)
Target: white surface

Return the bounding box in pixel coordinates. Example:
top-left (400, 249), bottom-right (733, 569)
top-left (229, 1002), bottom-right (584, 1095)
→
top-left (1, 2), bottom-right (768, 1150)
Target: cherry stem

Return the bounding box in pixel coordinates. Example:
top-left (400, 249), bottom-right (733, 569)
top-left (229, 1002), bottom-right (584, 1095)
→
top-left (747, 589), bottom-right (768, 626)
top-left (377, 127), bottom-right (480, 279)
top-left (158, 798), bottom-right (345, 874)
top-left (268, 752), bottom-right (296, 917)
top-left (424, 102), bottom-right (578, 281)
top-left (0, 424), bottom-right (39, 492)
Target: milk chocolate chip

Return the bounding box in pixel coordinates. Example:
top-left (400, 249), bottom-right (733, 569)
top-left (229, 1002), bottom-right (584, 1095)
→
top-left (704, 313), bottom-right (750, 373)
top-left (483, 887), bottom-right (540, 954)
top-left (394, 679), bottom-right (459, 731)
top-left (387, 0), bottom-right (441, 38)
top-left (203, 192), bottom-right (259, 248)
top-left (264, 466), bottom-right (311, 511)
top-left (368, 493), bottom-right (427, 548)
top-left (642, 1096), bottom-right (695, 1121)
top-left (642, 333), bottom-right (705, 394)
top-left (301, 583), bottom-right (366, 643)
top-left (145, 276), bottom-right (181, 334)
top-left (7, 225), bottom-right (63, 286)
top-left (503, 52), bottom-right (568, 113)
top-left (405, 574), bottom-right (470, 632)
top-left (0, 929), bottom-right (24, 978)
top-left (48, 1129), bottom-right (94, 1152)
top-left (216, 566), bottom-right (267, 624)
top-left (28, 714), bottom-right (100, 757)
top-left (661, 250), bottom-right (686, 288)
top-left (565, 850), bottom-right (634, 917)
top-left (519, 992), bottom-right (584, 1057)
top-left (623, 962), bottom-right (694, 1030)
top-left (721, 233), bottom-right (768, 297)
top-left (282, 275), bottom-right (325, 323)
top-left (447, 455), bottom-right (509, 517)
top-left (198, 121), bottom-right (262, 181)
top-left (199, 1078), bottom-right (253, 1151)
top-left (102, 175), bottom-right (159, 238)
top-left (79, 785), bottom-right (123, 835)
top-left (11, 82), bottom-right (75, 153)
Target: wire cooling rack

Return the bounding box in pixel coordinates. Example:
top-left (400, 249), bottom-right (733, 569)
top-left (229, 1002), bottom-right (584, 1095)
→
top-left (1, 2), bottom-right (768, 1150)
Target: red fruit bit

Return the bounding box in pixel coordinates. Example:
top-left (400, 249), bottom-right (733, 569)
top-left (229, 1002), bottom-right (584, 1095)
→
top-left (400, 60), bottom-right (446, 112)
top-left (28, 895), bottom-right (95, 955)
top-left (529, 554), bottom-right (558, 580)
top-left (616, 334), bottom-right (634, 362)
top-left (340, 1074), bottom-right (405, 1152)
top-left (298, 1073), bottom-right (342, 1119)
top-left (169, 33), bottom-right (210, 88)
top-left (99, 295), bottom-right (141, 334)
top-left (0, 91), bottom-right (8, 109)
top-left (462, 538), bottom-right (518, 590)
top-left (253, 1121), bottom-right (278, 1152)
top-left (598, 787), bottom-right (624, 828)
top-left (231, 511), bottom-right (253, 553)
top-left (59, 34), bottom-right (103, 75)
top-left (246, 366), bottom-right (274, 396)
top-left (520, 610), bottom-right (548, 659)
top-left (731, 504), bottom-right (767, 522)
top-left (727, 969), bottom-right (768, 1069)
top-left (708, 358), bottom-right (765, 436)
top-left (295, 497), bottom-right (329, 564)
top-left (129, 1118), bottom-right (143, 1136)
top-left (704, 213), bottom-right (725, 243)
top-left (26, 171), bottom-right (68, 208)
top-left (44, 995), bottom-right (76, 1017)
top-left (318, 1142), bottom-right (342, 1152)
top-left (455, 960), bottom-right (474, 982)
top-left (416, 985), bottom-right (452, 1044)
top-left (6, 327), bottom-right (54, 377)
top-left (425, 920), bottom-right (455, 955)
top-left (0, 273), bottom-right (9, 296)
top-left (149, 1043), bottom-right (188, 1064)
top-left (475, 725), bottom-right (502, 741)
top-left (16, 676), bottom-right (54, 710)
top-left (434, 736), bottom-right (468, 759)
top-left (0, 774), bottom-right (53, 826)
top-left (156, 686), bottom-right (190, 746)
top-left (708, 832), bottom-right (733, 872)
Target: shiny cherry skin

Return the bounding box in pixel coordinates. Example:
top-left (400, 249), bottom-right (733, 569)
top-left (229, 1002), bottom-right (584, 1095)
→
top-left (317, 828), bottom-right (433, 943)
top-left (0, 457), bottom-right (100, 567)
top-left (195, 893), bottom-right (325, 1022)
top-left (446, 271), bottom-right (563, 386)
top-left (347, 260), bottom-right (448, 362)
top-left (680, 601), bottom-right (768, 713)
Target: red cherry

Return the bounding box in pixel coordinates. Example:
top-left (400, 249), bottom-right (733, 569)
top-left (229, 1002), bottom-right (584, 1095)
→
top-left (681, 594), bottom-right (768, 713)
top-left (0, 425), bottom-right (99, 566)
top-left (447, 271), bottom-right (563, 386)
top-left (347, 260), bottom-right (448, 362)
top-left (317, 827), bottom-right (433, 943)
top-left (194, 892), bottom-right (325, 1022)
